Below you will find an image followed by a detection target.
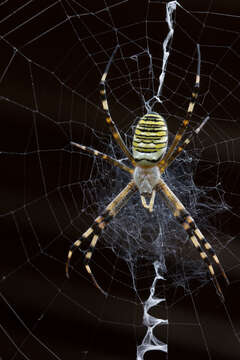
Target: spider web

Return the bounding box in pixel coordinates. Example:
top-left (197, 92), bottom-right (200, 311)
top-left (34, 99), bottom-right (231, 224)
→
top-left (1, 0), bottom-right (240, 359)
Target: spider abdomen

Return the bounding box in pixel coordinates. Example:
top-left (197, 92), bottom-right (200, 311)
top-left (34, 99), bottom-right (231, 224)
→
top-left (132, 112), bottom-right (168, 166)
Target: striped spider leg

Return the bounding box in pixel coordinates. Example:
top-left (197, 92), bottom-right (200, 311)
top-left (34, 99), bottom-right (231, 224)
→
top-left (66, 181), bottom-right (137, 295)
top-left (159, 44), bottom-right (201, 173)
top-left (156, 177), bottom-right (229, 301)
top-left (70, 141), bottom-right (133, 175)
top-left (160, 115), bottom-right (210, 174)
top-left (100, 45), bottom-right (135, 166)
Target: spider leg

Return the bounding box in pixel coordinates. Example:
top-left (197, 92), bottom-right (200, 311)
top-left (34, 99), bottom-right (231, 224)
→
top-left (100, 45), bottom-right (135, 165)
top-left (156, 177), bottom-right (229, 301)
top-left (159, 44), bottom-right (201, 171)
top-left (66, 180), bottom-right (137, 295)
top-left (159, 116), bottom-right (210, 173)
top-left (70, 141), bottom-right (133, 174)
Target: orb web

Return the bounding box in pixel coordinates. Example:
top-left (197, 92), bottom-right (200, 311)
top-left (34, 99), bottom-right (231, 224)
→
top-left (1, 1), bottom-right (240, 359)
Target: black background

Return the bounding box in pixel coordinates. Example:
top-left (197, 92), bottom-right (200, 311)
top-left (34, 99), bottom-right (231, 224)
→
top-left (1, 1), bottom-right (240, 359)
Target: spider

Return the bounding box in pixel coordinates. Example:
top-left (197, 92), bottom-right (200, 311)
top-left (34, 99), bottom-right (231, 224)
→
top-left (66, 44), bottom-right (229, 300)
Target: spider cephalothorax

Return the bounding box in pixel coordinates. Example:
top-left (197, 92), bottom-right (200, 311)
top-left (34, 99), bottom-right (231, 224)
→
top-left (66, 45), bottom-right (229, 300)
top-left (133, 165), bottom-right (160, 211)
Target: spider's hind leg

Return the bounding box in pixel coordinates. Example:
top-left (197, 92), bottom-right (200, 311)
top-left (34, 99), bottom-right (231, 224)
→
top-left (181, 212), bottom-right (229, 294)
top-left (66, 218), bottom-right (107, 296)
top-left (156, 177), bottom-right (229, 301)
top-left (66, 181), bottom-right (137, 295)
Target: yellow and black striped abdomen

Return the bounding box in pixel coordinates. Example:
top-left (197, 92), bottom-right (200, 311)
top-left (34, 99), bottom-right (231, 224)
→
top-left (132, 112), bottom-right (168, 166)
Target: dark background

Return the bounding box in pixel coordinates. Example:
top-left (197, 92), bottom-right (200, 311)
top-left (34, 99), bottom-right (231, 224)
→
top-left (1, 1), bottom-right (240, 359)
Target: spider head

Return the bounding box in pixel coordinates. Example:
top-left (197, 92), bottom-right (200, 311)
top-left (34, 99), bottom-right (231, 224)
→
top-left (133, 166), bottom-right (160, 212)
top-left (137, 177), bottom-right (153, 196)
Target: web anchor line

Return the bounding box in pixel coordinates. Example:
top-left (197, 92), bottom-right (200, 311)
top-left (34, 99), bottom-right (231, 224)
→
top-left (137, 261), bottom-right (168, 359)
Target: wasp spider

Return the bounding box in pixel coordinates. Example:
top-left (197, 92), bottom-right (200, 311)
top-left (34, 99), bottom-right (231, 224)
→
top-left (66, 45), bottom-right (229, 300)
